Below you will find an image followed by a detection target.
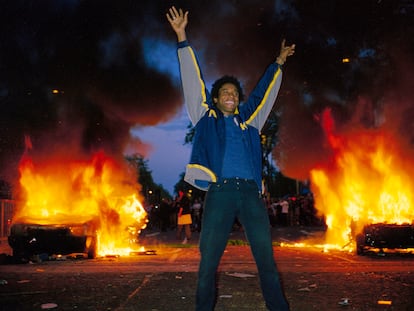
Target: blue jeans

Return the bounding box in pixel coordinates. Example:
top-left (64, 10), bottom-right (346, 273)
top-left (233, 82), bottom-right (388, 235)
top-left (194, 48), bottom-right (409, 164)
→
top-left (195, 178), bottom-right (289, 311)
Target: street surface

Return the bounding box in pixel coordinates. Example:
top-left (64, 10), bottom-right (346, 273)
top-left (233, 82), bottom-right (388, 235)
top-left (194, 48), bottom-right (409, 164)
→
top-left (0, 227), bottom-right (413, 310)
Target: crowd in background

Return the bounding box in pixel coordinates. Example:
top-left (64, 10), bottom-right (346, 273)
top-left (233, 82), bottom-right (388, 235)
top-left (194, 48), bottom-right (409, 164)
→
top-left (143, 192), bottom-right (325, 236)
top-left (266, 193), bottom-right (325, 227)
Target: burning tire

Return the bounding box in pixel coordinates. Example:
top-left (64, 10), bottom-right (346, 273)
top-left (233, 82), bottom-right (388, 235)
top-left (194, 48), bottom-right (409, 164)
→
top-left (85, 236), bottom-right (97, 259)
top-left (355, 233), bottom-right (366, 255)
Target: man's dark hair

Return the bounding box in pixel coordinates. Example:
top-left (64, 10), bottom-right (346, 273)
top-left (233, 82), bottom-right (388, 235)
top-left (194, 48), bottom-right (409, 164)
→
top-left (211, 75), bottom-right (244, 102)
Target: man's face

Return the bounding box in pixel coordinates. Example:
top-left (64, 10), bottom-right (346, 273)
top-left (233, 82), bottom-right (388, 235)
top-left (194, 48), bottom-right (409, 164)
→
top-left (214, 83), bottom-right (240, 116)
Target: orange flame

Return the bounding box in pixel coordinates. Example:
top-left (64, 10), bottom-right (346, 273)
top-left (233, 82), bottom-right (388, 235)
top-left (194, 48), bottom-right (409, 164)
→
top-left (310, 108), bottom-right (414, 249)
top-left (14, 151), bottom-right (148, 257)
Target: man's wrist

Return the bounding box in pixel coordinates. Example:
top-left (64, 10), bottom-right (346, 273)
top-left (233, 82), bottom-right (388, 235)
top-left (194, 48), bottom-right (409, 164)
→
top-left (276, 56), bottom-right (285, 65)
top-left (177, 31), bottom-right (187, 42)
top-left (177, 40), bottom-right (189, 49)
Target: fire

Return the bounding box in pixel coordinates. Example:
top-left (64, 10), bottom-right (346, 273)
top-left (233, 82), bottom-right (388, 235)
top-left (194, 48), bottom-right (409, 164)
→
top-left (310, 108), bottom-right (414, 250)
top-left (14, 151), bottom-right (148, 257)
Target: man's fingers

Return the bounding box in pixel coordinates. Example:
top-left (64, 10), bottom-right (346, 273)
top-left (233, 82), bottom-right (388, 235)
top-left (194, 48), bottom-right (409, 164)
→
top-left (167, 6), bottom-right (188, 22)
top-left (171, 6), bottom-right (179, 16)
top-left (168, 6), bottom-right (179, 20)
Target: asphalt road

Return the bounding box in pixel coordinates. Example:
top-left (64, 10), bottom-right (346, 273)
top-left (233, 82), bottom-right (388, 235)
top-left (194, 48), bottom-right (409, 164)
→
top-left (1, 228), bottom-right (413, 311)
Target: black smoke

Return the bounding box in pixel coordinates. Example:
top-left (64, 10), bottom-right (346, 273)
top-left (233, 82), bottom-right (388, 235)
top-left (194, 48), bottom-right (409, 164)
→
top-left (0, 0), bottom-right (413, 187)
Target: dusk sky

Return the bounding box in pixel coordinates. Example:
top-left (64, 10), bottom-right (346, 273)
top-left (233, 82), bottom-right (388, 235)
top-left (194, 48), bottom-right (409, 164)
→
top-left (133, 107), bottom-right (191, 194)
top-left (0, 0), bottom-right (413, 195)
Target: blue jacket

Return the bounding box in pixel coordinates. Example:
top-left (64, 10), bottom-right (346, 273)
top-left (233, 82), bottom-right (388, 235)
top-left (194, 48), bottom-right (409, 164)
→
top-left (178, 41), bottom-right (283, 191)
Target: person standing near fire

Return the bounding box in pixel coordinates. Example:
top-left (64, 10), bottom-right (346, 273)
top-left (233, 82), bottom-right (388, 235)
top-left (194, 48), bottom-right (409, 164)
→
top-left (167, 6), bottom-right (295, 311)
top-left (175, 190), bottom-right (192, 244)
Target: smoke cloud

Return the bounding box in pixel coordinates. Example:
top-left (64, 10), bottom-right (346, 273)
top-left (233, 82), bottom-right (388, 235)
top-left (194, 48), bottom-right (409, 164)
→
top-left (0, 0), bottom-right (413, 189)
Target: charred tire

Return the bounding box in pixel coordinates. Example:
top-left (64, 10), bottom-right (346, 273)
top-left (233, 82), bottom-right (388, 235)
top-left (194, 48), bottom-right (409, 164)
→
top-left (85, 236), bottom-right (97, 259)
top-left (12, 248), bottom-right (31, 263)
top-left (356, 234), bottom-right (366, 255)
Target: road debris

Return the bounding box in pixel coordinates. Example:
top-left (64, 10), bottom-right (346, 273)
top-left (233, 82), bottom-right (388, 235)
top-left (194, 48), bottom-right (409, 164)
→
top-left (226, 272), bottom-right (255, 278)
top-left (130, 249), bottom-right (157, 255)
top-left (219, 295), bottom-right (233, 299)
top-left (40, 302), bottom-right (58, 309)
top-left (338, 297), bottom-right (350, 306)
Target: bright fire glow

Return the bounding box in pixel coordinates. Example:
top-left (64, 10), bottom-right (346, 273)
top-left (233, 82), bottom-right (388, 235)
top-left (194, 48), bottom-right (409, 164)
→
top-left (309, 108), bottom-right (414, 250)
top-left (14, 151), bottom-right (148, 257)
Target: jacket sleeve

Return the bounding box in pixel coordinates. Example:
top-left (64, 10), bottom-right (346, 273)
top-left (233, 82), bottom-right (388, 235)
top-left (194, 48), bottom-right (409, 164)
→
top-left (240, 63), bottom-right (283, 131)
top-left (177, 41), bottom-right (210, 125)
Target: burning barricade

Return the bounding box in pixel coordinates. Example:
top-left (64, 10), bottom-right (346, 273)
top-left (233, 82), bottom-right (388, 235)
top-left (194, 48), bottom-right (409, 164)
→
top-left (8, 150), bottom-right (148, 262)
top-left (310, 108), bottom-right (414, 254)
